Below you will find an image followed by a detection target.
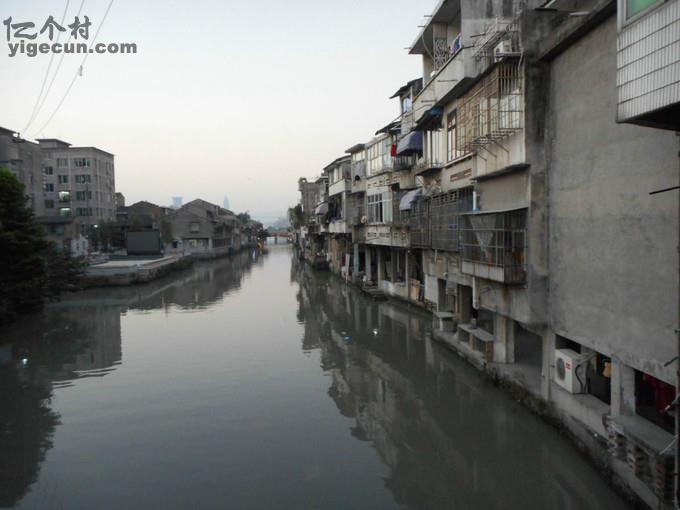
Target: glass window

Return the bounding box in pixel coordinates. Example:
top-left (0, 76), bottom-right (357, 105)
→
top-left (58, 174), bottom-right (69, 184)
top-left (44, 199), bottom-right (55, 209)
top-left (73, 158), bottom-right (91, 168)
top-left (44, 183), bottom-right (54, 192)
top-left (57, 158), bottom-right (68, 168)
top-left (59, 207), bottom-right (71, 217)
top-left (627, 0), bottom-right (659, 18)
top-left (58, 191), bottom-right (71, 203)
top-left (446, 111), bottom-right (458, 162)
top-left (43, 166), bottom-right (54, 175)
top-left (190, 222), bottom-right (200, 233)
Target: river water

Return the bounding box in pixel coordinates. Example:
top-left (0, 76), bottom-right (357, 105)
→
top-left (0, 245), bottom-right (629, 509)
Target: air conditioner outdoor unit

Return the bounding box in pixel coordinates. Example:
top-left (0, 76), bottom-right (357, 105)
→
top-left (554, 348), bottom-right (589, 394)
top-left (494, 40), bottom-right (515, 62)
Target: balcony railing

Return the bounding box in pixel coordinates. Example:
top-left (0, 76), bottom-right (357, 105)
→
top-left (393, 155), bottom-right (415, 171)
top-left (460, 209), bottom-right (527, 284)
top-left (413, 43), bottom-right (473, 125)
top-left (351, 160), bottom-right (366, 180)
top-left (413, 157), bottom-right (444, 175)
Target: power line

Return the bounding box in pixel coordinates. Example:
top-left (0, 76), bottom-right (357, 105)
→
top-left (28, 0), bottom-right (87, 137)
top-left (21, 0), bottom-right (71, 135)
top-left (31, 0), bottom-right (115, 139)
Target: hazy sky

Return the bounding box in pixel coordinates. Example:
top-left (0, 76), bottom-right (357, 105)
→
top-left (1, 0), bottom-right (431, 221)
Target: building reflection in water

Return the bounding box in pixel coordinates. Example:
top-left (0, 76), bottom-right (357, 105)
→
top-left (292, 257), bottom-right (626, 510)
top-left (0, 249), bottom-right (260, 507)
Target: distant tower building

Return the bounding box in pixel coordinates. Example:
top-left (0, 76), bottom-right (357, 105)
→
top-left (115, 192), bottom-right (125, 208)
top-left (172, 196), bottom-right (183, 209)
top-left (223, 195), bottom-right (230, 210)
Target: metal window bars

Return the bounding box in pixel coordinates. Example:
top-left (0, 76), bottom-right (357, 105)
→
top-left (471, 17), bottom-right (520, 63)
top-left (460, 209), bottom-right (527, 284)
top-left (406, 188), bottom-right (474, 249)
top-left (430, 188), bottom-right (474, 251)
top-left (456, 62), bottom-right (523, 155)
top-left (407, 198), bottom-right (430, 247)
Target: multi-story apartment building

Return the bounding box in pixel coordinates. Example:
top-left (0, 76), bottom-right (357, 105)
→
top-left (0, 127), bottom-right (45, 216)
top-left (37, 138), bottom-right (116, 235)
top-left (296, 0), bottom-right (679, 507)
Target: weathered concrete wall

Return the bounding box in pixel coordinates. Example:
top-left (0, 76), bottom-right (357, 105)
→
top-left (477, 170), bottom-right (529, 211)
top-left (548, 15), bottom-right (679, 384)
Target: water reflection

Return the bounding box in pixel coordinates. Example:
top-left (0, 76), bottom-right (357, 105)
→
top-left (0, 250), bottom-right (260, 508)
top-left (292, 258), bottom-right (628, 510)
top-left (0, 248), bottom-right (627, 510)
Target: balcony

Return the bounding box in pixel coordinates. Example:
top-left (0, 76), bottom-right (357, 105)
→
top-left (431, 188), bottom-right (473, 251)
top-left (351, 178), bottom-right (366, 194)
top-left (329, 179), bottom-right (350, 197)
top-left (413, 46), bottom-right (475, 125)
top-left (350, 161), bottom-right (367, 194)
top-left (457, 62), bottom-right (523, 154)
top-left (413, 156), bottom-right (444, 176)
top-left (329, 220), bottom-right (348, 234)
top-left (460, 209), bottom-right (527, 284)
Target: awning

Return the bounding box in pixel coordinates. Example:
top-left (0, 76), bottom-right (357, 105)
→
top-left (414, 106), bottom-right (443, 132)
top-left (396, 131), bottom-right (423, 156)
top-left (314, 202), bottom-right (329, 215)
top-left (399, 189), bottom-right (422, 211)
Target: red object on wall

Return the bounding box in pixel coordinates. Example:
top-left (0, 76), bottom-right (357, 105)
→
top-left (391, 144), bottom-right (397, 157)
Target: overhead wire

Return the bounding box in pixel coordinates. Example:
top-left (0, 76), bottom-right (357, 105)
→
top-left (31, 0), bottom-right (115, 138)
top-left (21, 0), bottom-right (71, 135)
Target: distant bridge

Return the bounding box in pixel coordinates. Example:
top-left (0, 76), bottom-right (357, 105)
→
top-left (267, 232), bottom-right (292, 244)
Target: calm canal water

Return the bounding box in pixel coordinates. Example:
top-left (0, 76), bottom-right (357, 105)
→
top-left (0, 246), bottom-right (629, 509)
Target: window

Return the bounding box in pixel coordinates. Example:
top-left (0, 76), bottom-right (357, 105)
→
top-left (58, 174), bottom-right (69, 184)
top-left (44, 199), bottom-right (55, 209)
top-left (58, 191), bottom-right (71, 203)
top-left (57, 158), bottom-right (68, 168)
top-left (44, 183), bottom-right (54, 192)
top-left (75, 175), bottom-right (92, 184)
top-left (635, 371), bottom-right (676, 433)
top-left (59, 207), bottom-right (71, 217)
top-left (76, 207), bottom-right (93, 217)
top-left (367, 194), bottom-right (383, 224)
top-left (190, 222), bottom-right (200, 233)
top-left (76, 191), bottom-right (92, 201)
top-left (402, 96), bottom-right (412, 114)
top-left (461, 209), bottom-right (527, 283)
top-left (626, 0), bottom-right (660, 19)
top-left (446, 111), bottom-right (459, 162)
top-left (43, 166), bottom-right (54, 175)
top-left (73, 158), bottom-right (91, 168)
top-left (425, 129), bottom-right (444, 164)
top-left (367, 193), bottom-right (393, 224)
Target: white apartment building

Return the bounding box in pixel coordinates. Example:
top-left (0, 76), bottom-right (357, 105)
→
top-left (38, 139), bottom-right (116, 235)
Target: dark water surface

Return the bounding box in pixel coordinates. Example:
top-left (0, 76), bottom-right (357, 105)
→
top-left (0, 246), bottom-right (629, 509)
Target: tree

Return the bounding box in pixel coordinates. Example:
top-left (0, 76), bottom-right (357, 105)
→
top-left (288, 204), bottom-right (304, 230)
top-left (160, 219), bottom-right (173, 244)
top-left (0, 167), bottom-right (83, 324)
